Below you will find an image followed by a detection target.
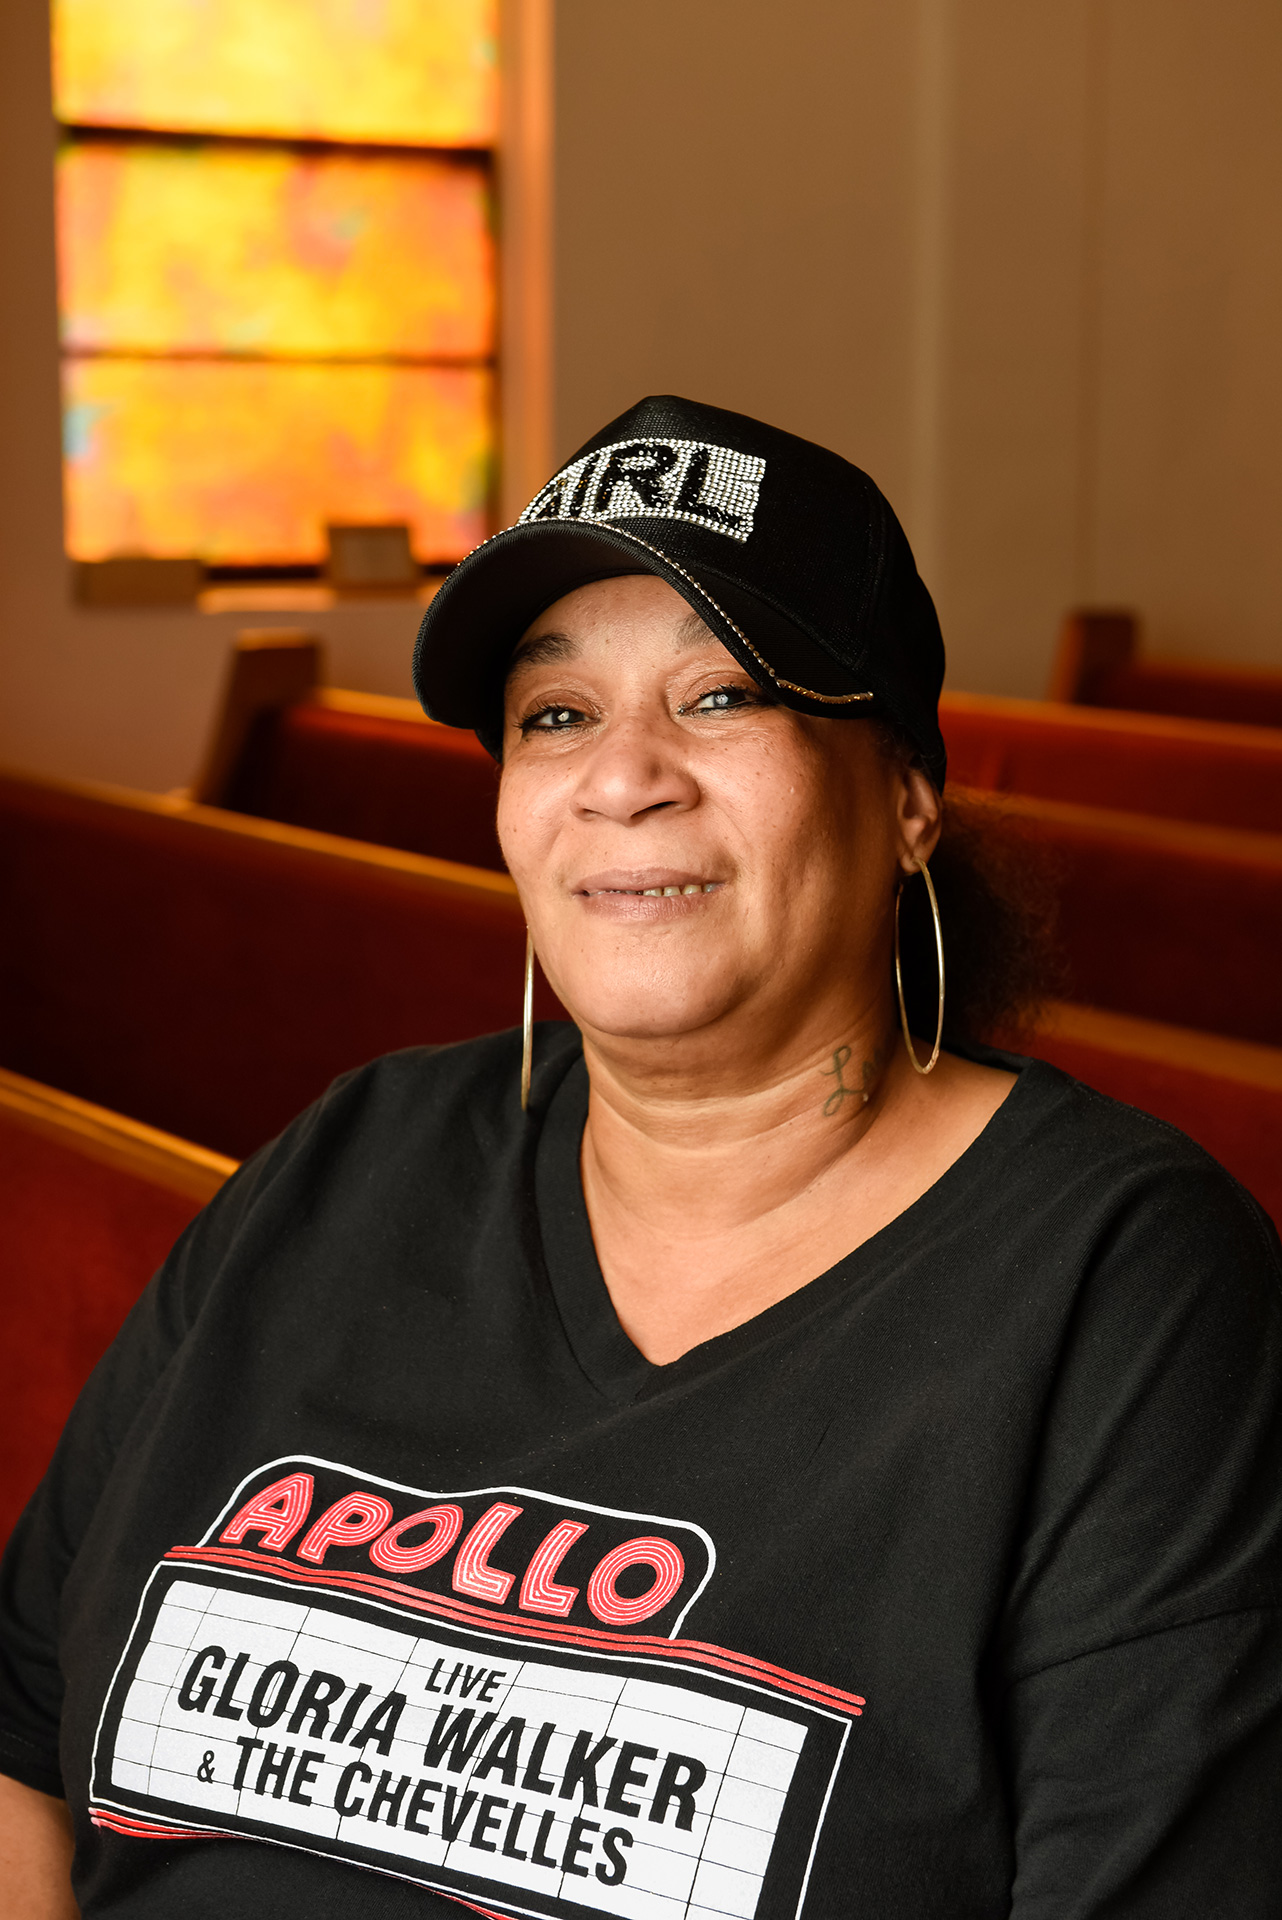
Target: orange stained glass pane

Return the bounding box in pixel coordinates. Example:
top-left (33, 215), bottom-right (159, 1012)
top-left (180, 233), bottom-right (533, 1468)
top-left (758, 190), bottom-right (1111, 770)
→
top-left (58, 141), bottom-right (494, 358)
top-left (53, 0), bottom-right (496, 147)
top-left (63, 358), bottom-right (492, 564)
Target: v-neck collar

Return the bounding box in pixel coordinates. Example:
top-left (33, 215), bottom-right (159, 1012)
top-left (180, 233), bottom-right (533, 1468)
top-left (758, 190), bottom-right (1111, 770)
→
top-left (535, 1053), bottom-right (655, 1402)
top-left (534, 1039), bottom-right (1056, 1404)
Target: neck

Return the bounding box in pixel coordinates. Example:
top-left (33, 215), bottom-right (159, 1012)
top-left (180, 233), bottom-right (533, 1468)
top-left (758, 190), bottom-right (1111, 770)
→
top-left (578, 999), bottom-right (901, 1246)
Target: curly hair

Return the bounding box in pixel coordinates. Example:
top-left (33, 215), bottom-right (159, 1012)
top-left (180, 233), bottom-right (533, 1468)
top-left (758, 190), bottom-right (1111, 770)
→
top-left (881, 730), bottom-right (1065, 1047)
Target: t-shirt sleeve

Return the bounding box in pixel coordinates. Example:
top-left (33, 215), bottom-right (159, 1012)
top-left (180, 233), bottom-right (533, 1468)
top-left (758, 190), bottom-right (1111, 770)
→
top-left (999, 1143), bottom-right (1282, 1915)
top-left (0, 1099), bottom-right (327, 1798)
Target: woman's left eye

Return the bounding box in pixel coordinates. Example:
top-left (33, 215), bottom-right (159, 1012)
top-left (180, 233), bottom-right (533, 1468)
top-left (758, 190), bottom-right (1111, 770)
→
top-left (689, 684), bottom-right (755, 713)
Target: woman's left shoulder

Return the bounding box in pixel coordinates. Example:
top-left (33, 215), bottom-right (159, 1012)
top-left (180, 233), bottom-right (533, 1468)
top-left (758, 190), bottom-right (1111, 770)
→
top-left (1002, 1051), bottom-right (1280, 1290)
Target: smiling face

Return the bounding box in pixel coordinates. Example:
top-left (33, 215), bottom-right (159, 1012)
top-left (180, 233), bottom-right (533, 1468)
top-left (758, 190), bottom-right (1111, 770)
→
top-left (497, 574), bottom-right (939, 1077)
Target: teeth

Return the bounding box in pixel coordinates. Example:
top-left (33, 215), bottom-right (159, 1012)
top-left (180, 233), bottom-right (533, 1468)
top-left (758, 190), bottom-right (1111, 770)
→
top-left (594, 883), bottom-right (720, 897)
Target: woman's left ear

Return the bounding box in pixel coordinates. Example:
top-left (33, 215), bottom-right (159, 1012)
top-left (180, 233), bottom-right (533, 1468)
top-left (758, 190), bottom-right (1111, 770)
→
top-left (896, 767), bottom-right (943, 873)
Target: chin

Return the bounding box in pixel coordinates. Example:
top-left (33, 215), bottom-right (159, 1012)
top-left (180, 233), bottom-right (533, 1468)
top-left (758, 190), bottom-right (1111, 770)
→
top-left (552, 971), bottom-right (741, 1045)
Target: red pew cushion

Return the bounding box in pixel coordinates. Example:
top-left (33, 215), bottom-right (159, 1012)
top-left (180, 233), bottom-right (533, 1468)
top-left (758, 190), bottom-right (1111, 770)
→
top-left (942, 695), bottom-right (1282, 833)
top-left (223, 701), bottom-right (504, 870)
top-left (0, 773), bottom-right (559, 1159)
top-left (971, 791), bottom-right (1282, 1049)
top-left (1087, 661), bottom-right (1282, 730)
top-left (0, 1116), bottom-right (210, 1543)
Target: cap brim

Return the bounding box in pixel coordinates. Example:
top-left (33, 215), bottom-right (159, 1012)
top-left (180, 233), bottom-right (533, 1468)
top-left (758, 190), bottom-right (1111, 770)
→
top-left (413, 519), bottom-right (874, 737)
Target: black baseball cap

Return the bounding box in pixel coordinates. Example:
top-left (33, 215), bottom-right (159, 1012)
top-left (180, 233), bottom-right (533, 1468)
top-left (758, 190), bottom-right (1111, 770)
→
top-left (412, 394), bottom-right (947, 787)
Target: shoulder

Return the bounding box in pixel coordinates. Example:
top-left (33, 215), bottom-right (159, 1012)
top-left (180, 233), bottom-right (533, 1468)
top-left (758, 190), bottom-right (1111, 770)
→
top-left (134, 1023), bottom-right (583, 1337)
top-left (955, 1050), bottom-right (1282, 1392)
top-left (990, 1056), bottom-right (1282, 1416)
top-left (273, 1019), bottom-right (583, 1157)
top-left (994, 1049), bottom-right (1279, 1264)
top-left (988, 1064), bottom-right (1282, 1666)
top-left (182, 1023), bottom-right (583, 1251)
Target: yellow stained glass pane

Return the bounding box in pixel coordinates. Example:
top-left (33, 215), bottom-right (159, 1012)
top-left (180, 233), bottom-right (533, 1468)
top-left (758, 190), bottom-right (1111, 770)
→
top-left (53, 0), bottom-right (496, 147)
top-left (58, 141), bottom-right (493, 358)
top-left (63, 358), bottom-right (492, 563)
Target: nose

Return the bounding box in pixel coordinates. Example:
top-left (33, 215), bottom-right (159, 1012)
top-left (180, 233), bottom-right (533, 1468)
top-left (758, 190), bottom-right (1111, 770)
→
top-left (570, 713), bottom-right (700, 826)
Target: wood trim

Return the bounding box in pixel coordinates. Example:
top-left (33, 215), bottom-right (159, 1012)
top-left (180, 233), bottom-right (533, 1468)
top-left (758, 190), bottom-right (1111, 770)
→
top-left (192, 630), bottom-right (323, 805)
top-left (498, 0), bottom-right (555, 523)
top-left (1046, 608), bottom-right (1137, 703)
top-left (941, 689), bottom-right (1282, 753)
top-left (0, 1067), bottom-right (238, 1202)
top-left (1032, 1001), bottom-right (1282, 1092)
top-left (0, 763), bottom-right (521, 904)
top-left (312, 687), bottom-right (435, 725)
top-left (1130, 657), bottom-right (1282, 692)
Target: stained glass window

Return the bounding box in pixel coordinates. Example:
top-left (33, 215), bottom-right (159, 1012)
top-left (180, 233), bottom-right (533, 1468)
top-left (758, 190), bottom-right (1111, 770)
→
top-left (58, 143), bottom-right (494, 358)
top-left (53, 0), bottom-right (498, 574)
top-left (53, 0), bottom-right (496, 147)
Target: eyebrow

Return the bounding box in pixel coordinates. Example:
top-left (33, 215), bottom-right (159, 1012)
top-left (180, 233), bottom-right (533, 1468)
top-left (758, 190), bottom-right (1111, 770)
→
top-left (507, 604), bottom-right (718, 676)
top-left (507, 630), bottom-right (578, 674)
top-left (673, 607), bottom-right (715, 649)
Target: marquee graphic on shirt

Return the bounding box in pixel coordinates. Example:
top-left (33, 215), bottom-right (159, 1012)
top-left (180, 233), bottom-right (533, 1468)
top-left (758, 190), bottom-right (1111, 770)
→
top-left (88, 1455), bottom-right (865, 1920)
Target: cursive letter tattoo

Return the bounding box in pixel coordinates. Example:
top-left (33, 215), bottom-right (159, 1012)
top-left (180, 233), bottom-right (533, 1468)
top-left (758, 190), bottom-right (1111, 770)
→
top-left (822, 1042), bottom-right (887, 1116)
top-left (822, 1045), bottom-right (858, 1116)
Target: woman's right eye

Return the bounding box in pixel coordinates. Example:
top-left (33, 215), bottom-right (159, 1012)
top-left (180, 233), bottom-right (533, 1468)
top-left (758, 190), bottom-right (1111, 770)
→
top-left (520, 704), bottom-right (587, 734)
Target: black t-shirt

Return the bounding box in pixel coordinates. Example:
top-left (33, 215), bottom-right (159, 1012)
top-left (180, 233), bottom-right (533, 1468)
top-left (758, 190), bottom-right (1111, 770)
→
top-left (2, 1025), bottom-right (1281, 1919)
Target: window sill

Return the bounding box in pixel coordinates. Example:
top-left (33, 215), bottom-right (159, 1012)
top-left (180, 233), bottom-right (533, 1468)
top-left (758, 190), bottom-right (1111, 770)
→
top-left (198, 579), bottom-right (443, 614)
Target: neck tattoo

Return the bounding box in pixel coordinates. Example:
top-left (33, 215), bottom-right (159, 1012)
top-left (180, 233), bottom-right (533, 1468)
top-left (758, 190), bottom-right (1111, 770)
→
top-left (821, 1042), bottom-right (886, 1117)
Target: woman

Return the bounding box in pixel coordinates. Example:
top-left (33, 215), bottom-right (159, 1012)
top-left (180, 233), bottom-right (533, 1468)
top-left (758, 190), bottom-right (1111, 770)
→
top-left (3, 395), bottom-right (1280, 1917)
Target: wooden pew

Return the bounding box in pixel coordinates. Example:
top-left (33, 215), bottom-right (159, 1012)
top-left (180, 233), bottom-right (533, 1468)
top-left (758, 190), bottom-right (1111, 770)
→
top-left (0, 1067), bottom-right (236, 1545)
top-left (195, 631), bottom-right (502, 869)
top-left (182, 642), bottom-right (1282, 1051)
top-left (964, 789), bottom-right (1282, 1050)
top-left (0, 767), bottom-right (560, 1160)
top-left (221, 690), bottom-right (502, 870)
top-left (941, 692), bottom-right (1282, 833)
top-left (1049, 609), bottom-right (1282, 728)
top-left (199, 637), bottom-right (1282, 876)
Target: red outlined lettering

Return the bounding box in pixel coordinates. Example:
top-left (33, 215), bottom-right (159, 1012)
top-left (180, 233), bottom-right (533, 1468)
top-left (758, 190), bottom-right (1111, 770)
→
top-left (369, 1504), bottom-right (464, 1576)
top-left (518, 1519), bottom-right (589, 1617)
top-left (219, 1473), bottom-right (314, 1553)
top-left (587, 1538), bottom-right (685, 1626)
top-left (451, 1503), bottom-right (523, 1603)
top-left (297, 1494), bottom-right (394, 1566)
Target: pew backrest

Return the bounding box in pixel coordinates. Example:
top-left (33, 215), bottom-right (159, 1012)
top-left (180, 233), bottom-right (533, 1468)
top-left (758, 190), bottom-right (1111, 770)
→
top-left (222, 689), bottom-right (503, 870)
top-left (1050, 609), bottom-right (1282, 728)
top-left (942, 692), bottom-right (1282, 832)
top-left (0, 1068), bottom-right (236, 1544)
top-left (958, 787), bottom-right (1282, 1049)
top-left (197, 631), bottom-right (503, 869)
top-left (0, 768), bottom-right (556, 1158)
top-left (193, 628), bottom-right (323, 805)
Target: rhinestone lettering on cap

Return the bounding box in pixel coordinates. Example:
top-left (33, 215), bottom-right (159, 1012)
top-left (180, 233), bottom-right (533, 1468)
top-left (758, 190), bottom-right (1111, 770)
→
top-left (519, 437), bottom-right (767, 544)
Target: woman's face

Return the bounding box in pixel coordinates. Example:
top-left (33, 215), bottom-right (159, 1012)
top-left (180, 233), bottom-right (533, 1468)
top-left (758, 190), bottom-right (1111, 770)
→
top-left (498, 575), bottom-right (938, 1060)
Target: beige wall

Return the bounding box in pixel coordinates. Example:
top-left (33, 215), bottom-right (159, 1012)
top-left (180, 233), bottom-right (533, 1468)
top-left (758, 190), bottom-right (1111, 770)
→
top-left (554, 0), bottom-right (1282, 691)
top-left (2, 0), bottom-right (1280, 792)
top-left (1089, 1), bottom-right (1282, 662)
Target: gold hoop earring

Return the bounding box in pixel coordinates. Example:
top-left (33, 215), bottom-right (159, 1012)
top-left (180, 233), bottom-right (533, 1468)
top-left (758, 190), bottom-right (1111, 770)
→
top-left (894, 857), bottom-right (944, 1075)
top-left (520, 929), bottom-right (535, 1111)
